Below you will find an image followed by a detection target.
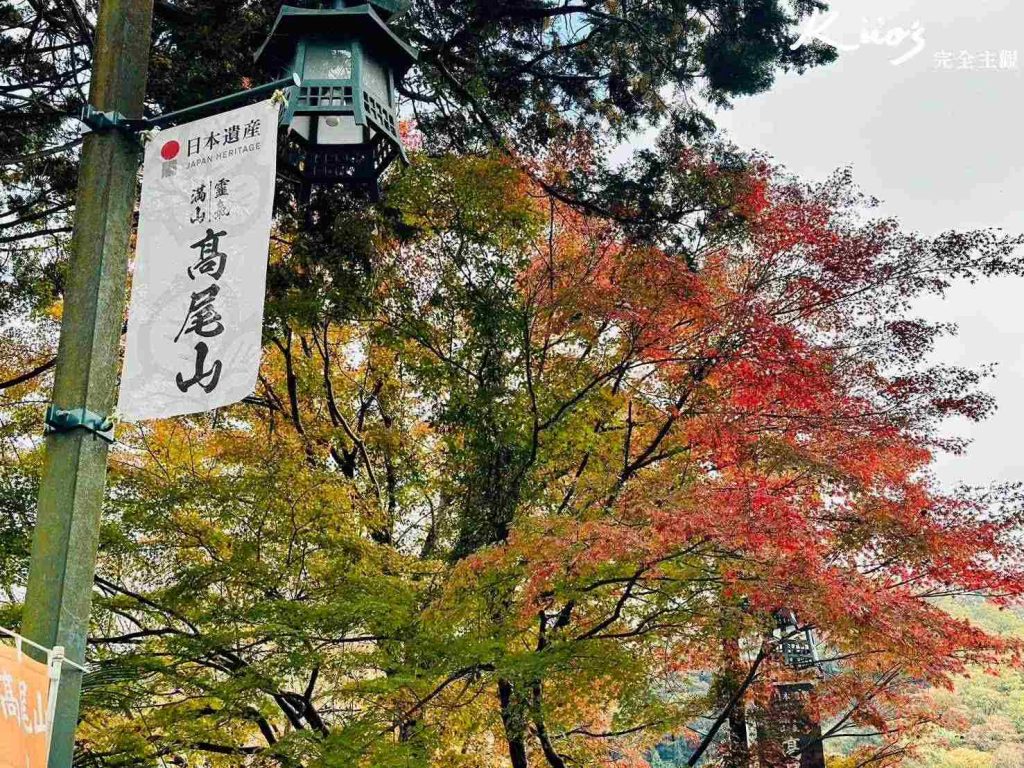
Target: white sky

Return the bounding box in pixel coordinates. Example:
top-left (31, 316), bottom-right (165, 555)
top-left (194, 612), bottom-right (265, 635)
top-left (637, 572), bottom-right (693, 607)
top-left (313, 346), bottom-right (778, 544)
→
top-left (709, 0), bottom-right (1024, 488)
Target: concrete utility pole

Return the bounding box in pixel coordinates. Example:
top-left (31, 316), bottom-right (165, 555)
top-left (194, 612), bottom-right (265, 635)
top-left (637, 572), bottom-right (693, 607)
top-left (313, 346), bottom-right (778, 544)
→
top-left (20, 1), bottom-right (154, 766)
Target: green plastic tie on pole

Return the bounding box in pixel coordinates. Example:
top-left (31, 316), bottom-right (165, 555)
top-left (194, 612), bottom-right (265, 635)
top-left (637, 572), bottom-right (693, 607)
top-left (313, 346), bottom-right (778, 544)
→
top-left (79, 104), bottom-right (131, 134)
top-left (44, 404), bottom-right (116, 444)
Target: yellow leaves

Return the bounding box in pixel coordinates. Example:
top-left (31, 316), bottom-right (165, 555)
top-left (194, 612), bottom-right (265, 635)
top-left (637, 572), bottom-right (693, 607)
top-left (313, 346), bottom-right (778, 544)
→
top-left (918, 748), bottom-right (995, 768)
top-left (0, 317), bottom-right (57, 411)
top-left (828, 757), bottom-right (866, 768)
top-left (42, 298), bottom-right (62, 323)
top-left (386, 153), bottom-right (544, 251)
top-left (76, 714), bottom-right (158, 766)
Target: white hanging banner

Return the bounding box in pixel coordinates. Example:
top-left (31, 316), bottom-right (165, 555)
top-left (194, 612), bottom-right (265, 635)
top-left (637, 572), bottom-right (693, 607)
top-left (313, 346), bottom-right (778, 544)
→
top-left (119, 99), bottom-right (279, 421)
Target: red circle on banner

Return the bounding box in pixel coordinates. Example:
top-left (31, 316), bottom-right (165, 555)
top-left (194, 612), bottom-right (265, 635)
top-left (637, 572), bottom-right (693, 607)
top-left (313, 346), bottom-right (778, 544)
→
top-left (160, 140), bottom-right (181, 161)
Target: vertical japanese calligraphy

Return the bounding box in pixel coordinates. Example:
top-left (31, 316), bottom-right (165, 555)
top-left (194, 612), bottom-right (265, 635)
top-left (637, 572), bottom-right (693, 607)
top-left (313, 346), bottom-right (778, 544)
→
top-left (174, 228), bottom-right (227, 394)
top-left (0, 645), bottom-right (52, 768)
top-left (119, 99), bottom-right (279, 421)
top-left (756, 683), bottom-right (827, 768)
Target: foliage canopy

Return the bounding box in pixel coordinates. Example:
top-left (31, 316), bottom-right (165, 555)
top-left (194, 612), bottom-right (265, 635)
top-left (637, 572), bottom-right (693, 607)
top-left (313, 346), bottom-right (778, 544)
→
top-left (2, 2), bottom-right (1024, 768)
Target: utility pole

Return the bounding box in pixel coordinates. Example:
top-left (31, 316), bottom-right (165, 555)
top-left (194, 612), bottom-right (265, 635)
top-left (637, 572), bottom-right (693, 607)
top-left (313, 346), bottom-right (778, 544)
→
top-left (20, 1), bottom-right (154, 766)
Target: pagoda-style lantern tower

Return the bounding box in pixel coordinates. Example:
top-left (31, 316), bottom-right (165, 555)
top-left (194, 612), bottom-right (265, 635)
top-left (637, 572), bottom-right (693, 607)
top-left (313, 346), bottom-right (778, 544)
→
top-left (755, 610), bottom-right (827, 768)
top-left (255, 0), bottom-right (417, 197)
top-left (775, 609), bottom-right (820, 671)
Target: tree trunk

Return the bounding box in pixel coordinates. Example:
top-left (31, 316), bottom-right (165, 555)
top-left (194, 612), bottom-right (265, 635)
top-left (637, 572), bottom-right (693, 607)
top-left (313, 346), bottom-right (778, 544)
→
top-left (723, 635), bottom-right (752, 768)
top-left (499, 678), bottom-right (530, 768)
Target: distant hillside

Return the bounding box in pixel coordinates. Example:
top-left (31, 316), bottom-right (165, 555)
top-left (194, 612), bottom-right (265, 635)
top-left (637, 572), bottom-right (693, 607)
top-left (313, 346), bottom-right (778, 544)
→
top-left (645, 599), bottom-right (1024, 767)
top-left (905, 600), bottom-right (1024, 768)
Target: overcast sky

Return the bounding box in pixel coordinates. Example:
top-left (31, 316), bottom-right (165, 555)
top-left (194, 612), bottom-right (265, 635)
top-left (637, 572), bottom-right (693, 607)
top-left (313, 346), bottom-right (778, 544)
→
top-left (707, 0), bottom-right (1024, 488)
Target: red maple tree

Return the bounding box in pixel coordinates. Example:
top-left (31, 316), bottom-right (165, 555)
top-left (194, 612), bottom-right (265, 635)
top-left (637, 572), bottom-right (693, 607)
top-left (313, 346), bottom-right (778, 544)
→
top-left (422, 151), bottom-right (1024, 766)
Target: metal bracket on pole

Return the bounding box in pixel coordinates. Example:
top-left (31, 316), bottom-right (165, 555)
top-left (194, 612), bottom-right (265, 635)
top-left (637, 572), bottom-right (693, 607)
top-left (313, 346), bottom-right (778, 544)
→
top-left (79, 104), bottom-right (138, 135)
top-left (0, 626), bottom-right (87, 672)
top-left (78, 75), bottom-right (297, 137)
top-left (44, 404), bottom-right (116, 443)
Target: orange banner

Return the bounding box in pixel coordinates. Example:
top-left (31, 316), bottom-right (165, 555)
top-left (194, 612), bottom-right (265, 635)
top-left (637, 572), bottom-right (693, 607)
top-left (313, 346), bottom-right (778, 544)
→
top-left (0, 644), bottom-right (52, 768)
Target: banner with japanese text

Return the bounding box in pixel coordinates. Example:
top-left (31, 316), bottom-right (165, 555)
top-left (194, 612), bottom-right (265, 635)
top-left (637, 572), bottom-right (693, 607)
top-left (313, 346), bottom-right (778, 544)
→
top-left (119, 99), bottom-right (279, 421)
top-left (0, 645), bottom-right (52, 768)
top-left (756, 683), bottom-right (827, 768)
